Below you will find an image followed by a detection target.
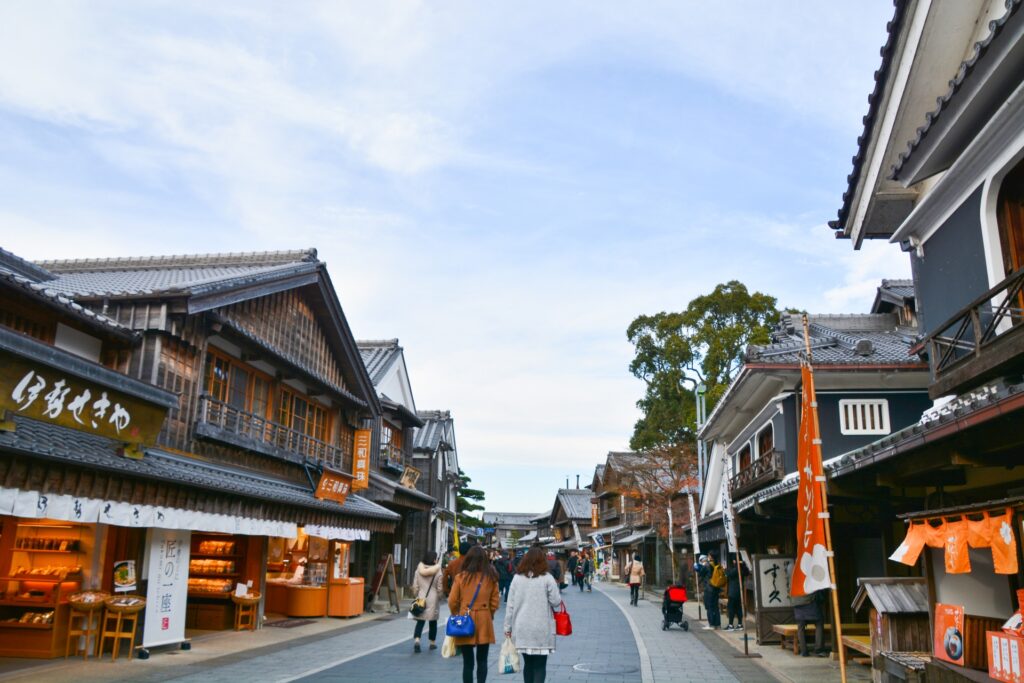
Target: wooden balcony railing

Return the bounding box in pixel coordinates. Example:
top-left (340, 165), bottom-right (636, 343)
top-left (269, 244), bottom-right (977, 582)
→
top-left (379, 442), bottom-right (405, 472)
top-left (729, 449), bottom-right (785, 499)
top-left (600, 506), bottom-right (621, 522)
top-left (196, 395), bottom-right (349, 470)
top-left (921, 265), bottom-right (1024, 397)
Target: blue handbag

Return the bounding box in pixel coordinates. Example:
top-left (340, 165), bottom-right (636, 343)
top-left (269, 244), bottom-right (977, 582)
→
top-left (446, 579), bottom-right (482, 637)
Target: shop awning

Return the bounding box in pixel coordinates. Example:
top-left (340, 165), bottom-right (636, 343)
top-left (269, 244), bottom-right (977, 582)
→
top-left (588, 524), bottom-right (625, 537)
top-left (0, 414), bottom-right (400, 533)
top-left (614, 528), bottom-right (655, 546)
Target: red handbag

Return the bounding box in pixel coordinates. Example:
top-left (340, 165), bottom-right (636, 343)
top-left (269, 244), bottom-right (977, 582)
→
top-left (553, 601), bottom-right (572, 636)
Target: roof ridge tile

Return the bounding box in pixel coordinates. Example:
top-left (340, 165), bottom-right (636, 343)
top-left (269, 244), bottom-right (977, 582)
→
top-left (38, 248), bottom-right (318, 273)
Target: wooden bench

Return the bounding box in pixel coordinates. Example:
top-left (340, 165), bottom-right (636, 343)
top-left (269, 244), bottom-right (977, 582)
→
top-left (771, 623), bottom-right (869, 655)
top-left (840, 634), bottom-right (872, 664)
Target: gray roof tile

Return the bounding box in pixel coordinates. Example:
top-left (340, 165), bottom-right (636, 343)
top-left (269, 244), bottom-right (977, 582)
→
top-left (413, 410), bottom-right (453, 452)
top-left (0, 414), bottom-right (399, 522)
top-left (555, 489), bottom-right (594, 520)
top-left (357, 339), bottom-right (402, 385)
top-left (745, 312), bottom-right (920, 365)
top-left (0, 269), bottom-right (135, 337)
top-left (852, 578), bottom-right (928, 614)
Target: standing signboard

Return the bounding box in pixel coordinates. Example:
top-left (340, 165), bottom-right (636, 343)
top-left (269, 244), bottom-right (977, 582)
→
top-left (934, 603), bottom-right (966, 666)
top-left (752, 554), bottom-right (794, 644)
top-left (143, 528), bottom-right (191, 649)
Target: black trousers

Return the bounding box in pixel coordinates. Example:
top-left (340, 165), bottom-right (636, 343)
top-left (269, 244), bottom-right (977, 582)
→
top-left (727, 596), bottom-right (742, 625)
top-left (522, 653), bottom-right (548, 683)
top-left (797, 617), bottom-right (824, 655)
top-left (629, 584), bottom-right (640, 604)
top-left (704, 588), bottom-right (721, 627)
top-left (461, 643), bottom-right (490, 683)
top-left (413, 619), bottom-right (437, 641)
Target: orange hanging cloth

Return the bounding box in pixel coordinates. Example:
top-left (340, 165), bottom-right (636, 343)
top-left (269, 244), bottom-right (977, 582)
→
top-left (924, 519), bottom-right (947, 548)
top-left (889, 520), bottom-right (928, 566)
top-left (967, 512), bottom-right (992, 548)
top-left (943, 519), bottom-right (971, 574)
top-left (989, 508), bottom-right (1019, 575)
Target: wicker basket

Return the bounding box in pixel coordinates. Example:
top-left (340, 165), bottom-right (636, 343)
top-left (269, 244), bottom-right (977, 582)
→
top-left (104, 595), bottom-right (147, 614)
top-left (231, 592), bottom-right (262, 607)
top-left (68, 591), bottom-right (111, 612)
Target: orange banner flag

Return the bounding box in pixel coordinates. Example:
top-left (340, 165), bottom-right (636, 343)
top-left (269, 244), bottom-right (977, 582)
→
top-left (790, 364), bottom-right (832, 598)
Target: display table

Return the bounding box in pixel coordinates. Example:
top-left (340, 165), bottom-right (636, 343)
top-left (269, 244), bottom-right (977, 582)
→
top-left (328, 577), bottom-right (364, 617)
top-left (284, 586), bottom-right (326, 617)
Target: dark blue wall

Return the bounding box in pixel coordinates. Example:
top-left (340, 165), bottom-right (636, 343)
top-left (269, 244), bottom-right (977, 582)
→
top-left (912, 186), bottom-right (989, 337)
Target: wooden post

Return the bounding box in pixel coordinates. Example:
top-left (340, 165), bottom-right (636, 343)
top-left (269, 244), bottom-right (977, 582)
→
top-left (802, 315), bottom-right (847, 683)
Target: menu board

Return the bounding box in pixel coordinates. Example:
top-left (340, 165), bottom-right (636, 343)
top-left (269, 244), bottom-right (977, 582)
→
top-left (989, 631), bottom-right (1024, 683)
top-left (143, 529), bottom-right (191, 648)
top-left (754, 556), bottom-right (793, 609)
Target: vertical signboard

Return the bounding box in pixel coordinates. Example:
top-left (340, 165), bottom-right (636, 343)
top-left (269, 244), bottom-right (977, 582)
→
top-left (935, 603), bottom-right (966, 666)
top-left (591, 503), bottom-right (599, 528)
top-left (352, 429), bottom-right (371, 491)
top-left (687, 493), bottom-right (701, 555)
top-left (143, 528), bottom-right (191, 648)
top-left (754, 556), bottom-right (794, 609)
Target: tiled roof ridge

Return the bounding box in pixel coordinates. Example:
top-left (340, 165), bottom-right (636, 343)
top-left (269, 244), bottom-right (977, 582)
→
top-left (38, 248), bottom-right (318, 273)
top-left (889, 0), bottom-right (1024, 181)
top-left (880, 278), bottom-right (913, 287)
top-left (357, 338), bottom-right (400, 348)
top-left (829, 0), bottom-right (909, 236)
top-left (417, 409), bottom-right (452, 420)
top-left (0, 246), bottom-right (55, 282)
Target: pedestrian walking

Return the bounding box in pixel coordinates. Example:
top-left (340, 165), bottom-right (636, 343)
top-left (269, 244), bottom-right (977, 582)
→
top-left (694, 553), bottom-right (723, 629)
top-left (545, 551), bottom-right (564, 590)
top-left (495, 552), bottom-right (514, 602)
top-left (443, 543), bottom-right (469, 596)
top-left (503, 546), bottom-right (562, 683)
top-left (411, 550), bottom-right (444, 652)
top-left (567, 551), bottom-right (579, 588)
top-left (625, 553), bottom-right (645, 605)
top-left (793, 589), bottom-right (829, 657)
top-left (724, 557), bottom-right (743, 630)
top-left (448, 545), bottom-right (501, 683)
top-left (577, 549), bottom-right (593, 592)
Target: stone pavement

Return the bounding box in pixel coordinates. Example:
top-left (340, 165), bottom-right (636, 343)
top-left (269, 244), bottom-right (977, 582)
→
top-left (594, 581), bottom-right (778, 683)
top-left (296, 582), bottom-right (642, 683)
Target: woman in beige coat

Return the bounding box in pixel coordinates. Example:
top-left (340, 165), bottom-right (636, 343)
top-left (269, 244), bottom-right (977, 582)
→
top-left (626, 553), bottom-right (645, 606)
top-left (411, 551), bottom-right (444, 652)
top-left (448, 546), bottom-right (500, 683)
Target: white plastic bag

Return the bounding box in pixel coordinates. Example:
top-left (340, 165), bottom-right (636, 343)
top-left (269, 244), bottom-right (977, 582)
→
top-left (499, 636), bottom-right (520, 674)
top-left (441, 634), bottom-right (458, 659)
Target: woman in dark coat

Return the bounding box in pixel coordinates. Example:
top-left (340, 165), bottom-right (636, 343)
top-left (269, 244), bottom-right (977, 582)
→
top-left (448, 545), bottom-right (501, 683)
top-left (724, 558), bottom-right (743, 630)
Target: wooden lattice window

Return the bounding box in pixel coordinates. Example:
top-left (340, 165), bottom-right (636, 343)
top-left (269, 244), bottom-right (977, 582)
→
top-left (838, 399), bottom-right (890, 435)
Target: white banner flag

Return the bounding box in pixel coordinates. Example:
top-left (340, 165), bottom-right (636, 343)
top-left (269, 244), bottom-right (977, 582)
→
top-left (687, 493), bottom-right (701, 555)
top-left (720, 458), bottom-right (738, 554)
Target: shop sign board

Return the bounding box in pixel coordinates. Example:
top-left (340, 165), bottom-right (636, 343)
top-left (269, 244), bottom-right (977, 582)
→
top-left (754, 555), bottom-right (793, 609)
top-left (591, 503), bottom-right (599, 528)
top-left (143, 528), bottom-right (191, 648)
top-left (315, 467), bottom-right (353, 505)
top-left (934, 602), bottom-right (965, 666)
top-left (113, 560), bottom-right (137, 593)
top-left (0, 354), bottom-right (168, 453)
top-left (989, 631), bottom-right (1024, 683)
top-left (352, 429), bottom-right (371, 490)
top-left (399, 465), bottom-right (420, 489)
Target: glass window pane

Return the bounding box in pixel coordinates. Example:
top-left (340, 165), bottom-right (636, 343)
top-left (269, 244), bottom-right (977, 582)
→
top-left (229, 366), bottom-right (250, 410)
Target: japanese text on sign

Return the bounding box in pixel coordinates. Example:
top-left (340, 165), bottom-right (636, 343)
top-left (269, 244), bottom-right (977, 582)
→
top-left (12, 370), bottom-right (132, 434)
top-left (755, 556), bottom-right (794, 608)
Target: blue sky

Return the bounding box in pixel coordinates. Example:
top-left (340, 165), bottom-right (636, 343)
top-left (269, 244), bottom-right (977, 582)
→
top-left (0, 2), bottom-right (906, 514)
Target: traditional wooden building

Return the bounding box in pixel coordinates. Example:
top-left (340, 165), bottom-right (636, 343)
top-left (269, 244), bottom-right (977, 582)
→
top-left (829, 1), bottom-right (1024, 678)
top-left (481, 512), bottom-right (537, 551)
top-left (21, 248), bottom-right (401, 633)
top-left (412, 409), bottom-right (460, 556)
top-left (357, 339), bottom-right (433, 588)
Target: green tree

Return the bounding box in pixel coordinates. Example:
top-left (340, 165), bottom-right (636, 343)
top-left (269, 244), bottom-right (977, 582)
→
top-left (627, 281), bottom-right (780, 449)
top-left (456, 468), bottom-right (486, 529)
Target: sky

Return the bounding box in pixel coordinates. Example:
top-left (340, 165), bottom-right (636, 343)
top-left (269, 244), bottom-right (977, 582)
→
top-left (0, 1), bottom-right (908, 515)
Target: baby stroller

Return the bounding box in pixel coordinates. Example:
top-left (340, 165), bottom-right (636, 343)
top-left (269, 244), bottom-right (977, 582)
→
top-left (662, 585), bottom-right (689, 631)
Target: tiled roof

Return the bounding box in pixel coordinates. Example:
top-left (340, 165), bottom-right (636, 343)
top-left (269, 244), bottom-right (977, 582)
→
top-left (413, 410), bottom-right (453, 452)
top-left (530, 510), bottom-right (552, 523)
top-left (829, 0), bottom-right (909, 236)
top-left (0, 414), bottom-right (399, 523)
top-left (36, 249), bottom-right (319, 299)
top-left (555, 489), bottom-right (594, 520)
top-left (358, 339), bottom-right (402, 385)
top-left (745, 312), bottom-right (920, 365)
top-left (613, 528), bottom-right (655, 546)
top-left (481, 512), bottom-right (539, 526)
top-left (0, 268), bottom-right (135, 338)
top-left (606, 451), bottom-right (638, 470)
top-left (0, 246), bottom-right (56, 282)
top-left (879, 279), bottom-right (914, 300)
top-left (594, 464), bottom-right (606, 483)
top-left (889, 0), bottom-right (1024, 181)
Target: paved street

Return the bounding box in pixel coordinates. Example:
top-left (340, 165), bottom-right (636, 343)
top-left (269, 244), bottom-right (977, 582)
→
top-left (0, 582), bottom-right (783, 683)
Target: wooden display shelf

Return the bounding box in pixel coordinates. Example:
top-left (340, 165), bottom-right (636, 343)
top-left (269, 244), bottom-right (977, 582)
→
top-left (2, 575), bottom-right (81, 582)
top-left (0, 621), bottom-right (54, 630)
top-left (0, 599), bottom-right (64, 607)
top-left (191, 554), bottom-right (242, 559)
top-left (189, 573), bottom-right (239, 578)
top-left (12, 549), bottom-right (80, 555)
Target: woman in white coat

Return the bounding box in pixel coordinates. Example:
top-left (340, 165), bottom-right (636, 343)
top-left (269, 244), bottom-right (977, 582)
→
top-left (503, 546), bottom-right (562, 683)
top-left (411, 551), bottom-right (444, 652)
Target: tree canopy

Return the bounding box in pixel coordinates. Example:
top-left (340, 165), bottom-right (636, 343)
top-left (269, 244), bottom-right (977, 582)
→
top-left (626, 280), bottom-right (780, 449)
top-left (455, 467), bottom-right (486, 529)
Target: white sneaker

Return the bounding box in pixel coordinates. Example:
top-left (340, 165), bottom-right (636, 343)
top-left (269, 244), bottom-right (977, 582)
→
top-left (702, 625), bottom-right (714, 630)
